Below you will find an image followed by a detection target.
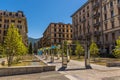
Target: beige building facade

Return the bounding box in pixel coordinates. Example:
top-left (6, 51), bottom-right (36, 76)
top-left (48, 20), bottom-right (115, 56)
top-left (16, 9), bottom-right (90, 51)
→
top-left (0, 10), bottom-right (28, 46)
top-left (72, 0), bottom-right (120, 54)
top-left (42, 23), bottom-right (72, 47)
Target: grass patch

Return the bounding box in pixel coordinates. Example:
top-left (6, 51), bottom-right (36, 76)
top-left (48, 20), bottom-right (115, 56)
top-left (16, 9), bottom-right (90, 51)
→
top-left (0, 55), bottom-right (46, 68)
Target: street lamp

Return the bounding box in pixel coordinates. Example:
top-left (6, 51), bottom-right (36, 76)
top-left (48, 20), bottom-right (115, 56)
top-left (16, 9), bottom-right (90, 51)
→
top-left (62, 40), bottom-right (67, 68)
top-left (84, 26), bottom-right (91, 69)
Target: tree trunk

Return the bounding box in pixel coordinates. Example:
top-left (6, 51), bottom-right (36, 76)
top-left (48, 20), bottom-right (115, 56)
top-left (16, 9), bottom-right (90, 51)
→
top-left (78, 53), bottom-right (80, 59)
top-left (8, 55), bottom-right (14, 67)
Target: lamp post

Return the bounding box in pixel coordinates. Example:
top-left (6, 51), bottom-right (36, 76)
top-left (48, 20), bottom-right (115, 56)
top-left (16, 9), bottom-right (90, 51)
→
top-left (62, 40), bottom-right (67, 68)
top-left (84, 26), bottom-right (91, 69)
top-left (51, 42), bottom-right (54, 63)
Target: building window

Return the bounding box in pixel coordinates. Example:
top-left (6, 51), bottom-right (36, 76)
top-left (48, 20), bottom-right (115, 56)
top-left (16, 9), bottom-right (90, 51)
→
top-left (3, 30), bottom-right (7, 36)
top-left (54, 39), bottom-right (56, 43)
top-left (54, 34), bottom-right (56, 37)
top-left (66, 30), bottom-right (68, 32)
top-left (63, 30), bottom-right (64, 32)
top-left (105, 23), bottom-right (107, 30)
top-left (87, 6), bottom-right (89, 9)
top-left (105, 34), bottom-right (108, 41)
top-left (83, 9), bottom-right (85, 12)
top-left (59, 34), bottom-right (61, 37)
top-left (67, 35), bottom-right (69, 38)
top-left (111, 10), bottom-right (114, 17)
top-left (104, 5), bottom-right (106, 11)
top-left (79, 17), bottom-right (81, 22)
top-left (111, 21), bottom-right (114, 28)
top-left (63, 34), bottom-right (64, 37)
top-left (118, 0), bottom-right (120, 3)
top-left (0, 30), bottom-right (1, 34)
top-left (112, 33), bottom-right (115, 40)
top-left (0, 19), bottom-right (2, 22)
top-left (87, 13), bottom-right (89, 17)
top-left (59, 29), bottom-right (61, 32)
top-left (110, 1), bottom-right (113, 7)
top-left (18, 20), bottom-right (21, 23)
top-left (11, 20), bottom-right (15, 23)
top-left (104, 14), bottom-right (107, 20)
top-left (0, 24), bottom-right (2, 28)
top-left (54, 29), bottom-right (56, 32)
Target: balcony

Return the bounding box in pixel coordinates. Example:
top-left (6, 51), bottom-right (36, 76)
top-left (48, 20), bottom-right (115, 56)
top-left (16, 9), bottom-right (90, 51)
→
top-left (93, 22), bottom-right (100, 28)
top-left (81, 18), bottom-right (86, 23)
top-left (93, 13), bottom-right (100, 19)
top-left (78, 35), bottom-right (83, 40)
top-left (92, 2), bottom-right (99, 10)
top-left (94, 31), bottom-right (101, 37)
top-left (118, 16), bottom-right (120, 20)
top-left (86, 33), bottom-right (92, 39)
top-left (117, 3), bottom-right (120, 9)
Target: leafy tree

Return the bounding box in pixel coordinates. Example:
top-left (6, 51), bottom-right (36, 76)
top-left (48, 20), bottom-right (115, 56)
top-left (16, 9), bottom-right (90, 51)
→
top-left (4, 24), bottom-right (27, 66)
top-left (75, 41), bottom-right (84, 59)
top-left (113, 36), bottom-right (120, 58)
top-left (28, 42), bottom-right (33, 55)
top-left (89, 40), bottom-right (99, 58)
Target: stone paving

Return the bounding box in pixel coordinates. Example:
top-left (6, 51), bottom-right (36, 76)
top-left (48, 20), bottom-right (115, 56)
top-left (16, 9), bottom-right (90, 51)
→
top-left (0, 56), bottom-right (120, 80)
top-left (0, 71), bottom-right (69, 80)
top-left (37, 55), bottom-right (120, 80)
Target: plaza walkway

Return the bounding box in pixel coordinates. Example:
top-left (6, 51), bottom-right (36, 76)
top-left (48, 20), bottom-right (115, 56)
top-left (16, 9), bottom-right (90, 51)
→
top-left (36, 55), bottom-right (120, 80)
top-left (0, 56), bottom-right (120, 80)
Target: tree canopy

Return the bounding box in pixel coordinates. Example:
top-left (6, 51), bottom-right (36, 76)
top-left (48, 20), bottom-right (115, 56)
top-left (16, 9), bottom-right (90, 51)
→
top-left (4, 24), bottom-right (28, 66)
top-left (75, 41), bottom-right (84, 58)
top-left (113, 36), bottom-right (120, 58)
top-left (89, 40), bottom-right (99, 57)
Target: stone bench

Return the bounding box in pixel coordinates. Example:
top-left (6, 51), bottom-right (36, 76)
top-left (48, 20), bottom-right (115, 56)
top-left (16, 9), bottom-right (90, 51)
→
top-left (106, 62), bottom-right (120, 67)
top-left (0, 65), bottom-right (55, 76)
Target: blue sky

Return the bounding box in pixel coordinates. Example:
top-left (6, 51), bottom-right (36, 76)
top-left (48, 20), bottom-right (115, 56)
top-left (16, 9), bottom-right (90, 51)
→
top-left (0, 0), bottom-right (87, 39)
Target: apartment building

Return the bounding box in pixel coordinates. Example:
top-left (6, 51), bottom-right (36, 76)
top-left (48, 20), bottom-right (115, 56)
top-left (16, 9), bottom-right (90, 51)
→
top-left (38, 37), bottom-right (43, 48)
top-left (72, 0), bottom-right (120, 54)
top-left (42, 23), bottom-right (72, 47)
top-left (0, 10), bottom-right (28, 46)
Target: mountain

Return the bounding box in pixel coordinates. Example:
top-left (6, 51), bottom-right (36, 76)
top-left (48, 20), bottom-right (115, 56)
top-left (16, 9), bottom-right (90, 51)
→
top-left (28, 37), bottom-right (39, 45)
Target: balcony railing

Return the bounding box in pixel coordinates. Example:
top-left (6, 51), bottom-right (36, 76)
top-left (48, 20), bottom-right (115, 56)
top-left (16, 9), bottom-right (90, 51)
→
top-left (81, 18), bottom-right (86, 23)
top-left (93, 22), bottom-right (100, 28)
top-left (92, 2), bottom-right (99, 10)
top-left (94, 31), bottom-right (101, 36)
top-left (117, 3), bottom-right (120, 9)
top-left (93, 13), bottom-right (100, 19)
top-left (78, 35), bottom-right (83, 40)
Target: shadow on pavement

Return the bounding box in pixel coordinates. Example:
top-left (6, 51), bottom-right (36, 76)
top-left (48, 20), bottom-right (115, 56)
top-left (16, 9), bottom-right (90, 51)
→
top-left (58, 67), bottom-right (92, 71)
top-left (58, 67), bottom-right (66, 71)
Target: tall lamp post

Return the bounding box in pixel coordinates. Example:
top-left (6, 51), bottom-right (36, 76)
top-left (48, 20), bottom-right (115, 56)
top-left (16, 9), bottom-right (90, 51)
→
top-left (84, 26), bottom-right (91, 69)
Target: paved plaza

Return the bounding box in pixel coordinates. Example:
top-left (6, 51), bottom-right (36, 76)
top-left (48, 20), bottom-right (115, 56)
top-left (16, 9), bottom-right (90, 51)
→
top-left (0, 71), bottom-right (69, 80)
top-left (0, 55), bottom-right (120, 80)
top-left (37, 55), bottom-right (120, 80)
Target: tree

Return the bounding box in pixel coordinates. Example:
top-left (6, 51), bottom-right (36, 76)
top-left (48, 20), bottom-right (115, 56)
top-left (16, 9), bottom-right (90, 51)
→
top-left (28, 42), bottom-right (33, 55)
top-left (89, 40), bottom-right (99, 58)
top-left (75, 41), bottom-right (84, 59)
top-left (113, 36), bottom-right (120, 58)
top-left (4, 24), bottom-right (27, 66)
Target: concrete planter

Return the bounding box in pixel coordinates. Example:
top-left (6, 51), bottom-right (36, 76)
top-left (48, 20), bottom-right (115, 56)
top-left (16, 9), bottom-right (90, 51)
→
top-left (106, 62), bottom-right (120, 67)
top-left (0, 66), bottom-right (55, 76)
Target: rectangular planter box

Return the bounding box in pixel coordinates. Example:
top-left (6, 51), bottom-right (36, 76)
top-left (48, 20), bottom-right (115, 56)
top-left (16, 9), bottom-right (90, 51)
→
top-left (0, 66), bottom-right (55, 76)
